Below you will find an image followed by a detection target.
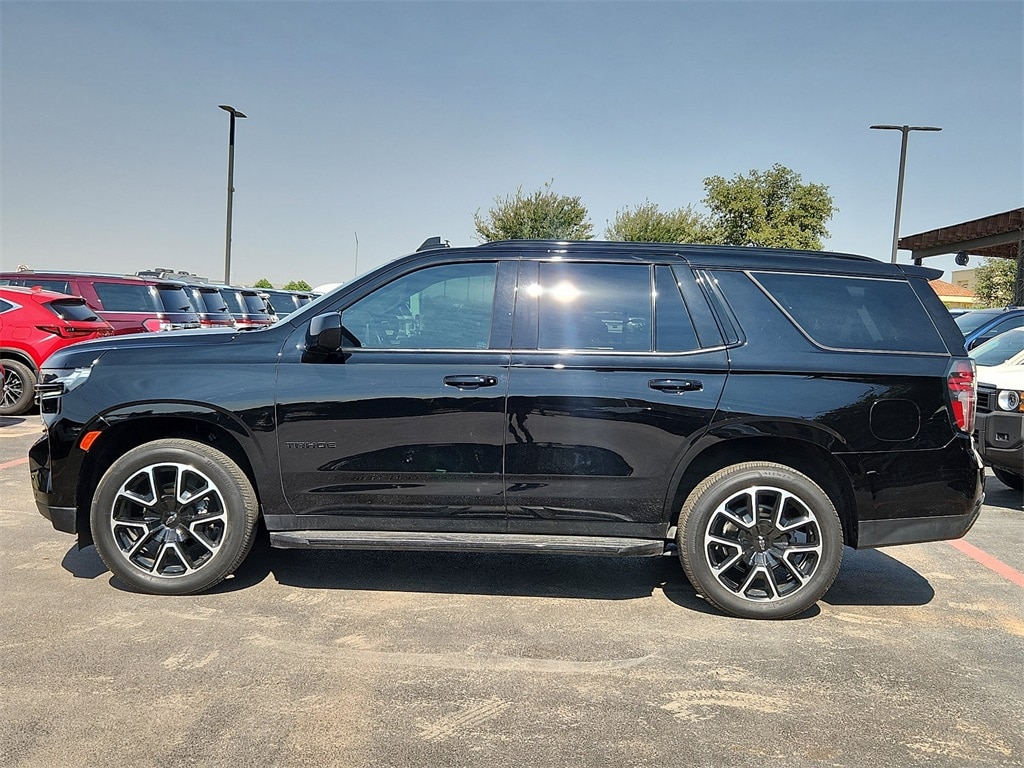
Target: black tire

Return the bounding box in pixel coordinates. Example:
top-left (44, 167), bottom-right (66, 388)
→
top-left (91, 438), bottom-right (259, 595)
top-left (0, 359), bottom-right (36, 416)
top-left (992, 468), bottom-right (1024, 491)
top-left (677, 461), bottom-right (843, 620)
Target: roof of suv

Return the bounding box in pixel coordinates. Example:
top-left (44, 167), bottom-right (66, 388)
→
top-left (415, 240), bottom-right (941, 279)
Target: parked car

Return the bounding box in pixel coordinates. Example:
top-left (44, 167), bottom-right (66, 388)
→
top-left (974, 365), bottom-right (1024, 491)
top-left (955, 306), bottom-right (1024, 349)
top-left (0, 286), bottom-right (114, 415)
top-left (30, 240), bottom-right (983, 619)
top-left (181, 284), bottom-right (236, 330)
top-left (0, 270), bottom-right (200, 335)
top-left (220, 286), bottom-right (274, 330)
top-left (260, 289), bottom-right (314, 321)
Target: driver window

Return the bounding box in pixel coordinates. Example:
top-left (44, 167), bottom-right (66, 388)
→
top-left (343, 262), bottom-right (497, 350)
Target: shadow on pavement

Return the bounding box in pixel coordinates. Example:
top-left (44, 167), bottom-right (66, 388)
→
top-left (61, 545), bottom-right (108, 579)
top-left (63, 533), bottom-right (935, 614)
top-left (981, 481), bottom-right (1024, 512)
top-left (823, 547), bottom-right (934, 607)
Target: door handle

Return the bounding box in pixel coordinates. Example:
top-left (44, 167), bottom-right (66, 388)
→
top-left (649, 378), bottom-right (703, 393)
top-left (444, 375), bottom-right (498, 390)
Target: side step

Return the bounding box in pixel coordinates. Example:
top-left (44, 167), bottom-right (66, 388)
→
top-left (269, 530), bottom-right (666, 557)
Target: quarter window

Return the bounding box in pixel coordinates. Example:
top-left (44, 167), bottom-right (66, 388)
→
top-left (343, 262), bottom-right (497, 350)
top-left (753, 272), bottom-right (947, 353)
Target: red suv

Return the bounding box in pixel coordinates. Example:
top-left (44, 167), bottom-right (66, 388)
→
top-left (0, 286), bottom-right (113, 415)
top-left (0, 270), bottom-right (200, 335)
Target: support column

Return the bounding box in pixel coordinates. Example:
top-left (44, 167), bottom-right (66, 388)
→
top-left (1015, 235), bottom-right (1024, 306)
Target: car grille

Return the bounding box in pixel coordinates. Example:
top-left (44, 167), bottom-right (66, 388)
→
top-left (977, 385), bottom-right (995, 414)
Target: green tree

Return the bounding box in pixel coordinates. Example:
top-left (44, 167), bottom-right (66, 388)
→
top-left (283, 280), bottom-right (313, 291)
top-left (605, 201), bottom-right (712, 243)
top-left (253, 278), bottom-right (274, 289)
top-left (702, 164), bottom-right (835, 249)
top-left (474, 181), bottom-right (593, 242)
top-left (972, 257), bottom-right (1018, 308)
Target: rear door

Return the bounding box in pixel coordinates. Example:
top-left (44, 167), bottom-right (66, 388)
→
top-left (504, 259), bottom-right (728, 539)
top-left (275, 257), bottom-right (515, 532)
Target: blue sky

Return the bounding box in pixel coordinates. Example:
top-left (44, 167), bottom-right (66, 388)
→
top-left (2, 1), bottom-right (1021, 287)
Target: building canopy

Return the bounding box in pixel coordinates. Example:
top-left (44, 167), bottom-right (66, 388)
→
top-left (898, 208), bottom-right (1022, 262)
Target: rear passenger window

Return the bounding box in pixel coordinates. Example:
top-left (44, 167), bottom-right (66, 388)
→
top-left (6, 278), bottom-right (71, 294)
top-left (536, 263), bottom-right (651, 351)
top-left (93, 283), bottom-right (160, 312)
top-left (752, 272), bottom-right (946, 353)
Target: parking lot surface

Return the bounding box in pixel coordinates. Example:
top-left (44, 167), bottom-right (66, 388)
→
top-left (1, 415), bottom-right (1021, 768)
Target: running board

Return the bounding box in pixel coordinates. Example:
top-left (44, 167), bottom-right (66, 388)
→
top-left (269, 530), bottom-right (666, 557)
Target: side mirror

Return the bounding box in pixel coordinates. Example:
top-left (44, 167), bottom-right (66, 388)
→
top-left (307, 313), bottom-right (343, 353)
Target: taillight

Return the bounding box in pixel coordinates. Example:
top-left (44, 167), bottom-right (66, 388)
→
top-left (36, 325), bottom-right (91, 338)
top-left (142, 318), bottom-right (173, 332)
top-left (947, 358), bottom-right (977, 434)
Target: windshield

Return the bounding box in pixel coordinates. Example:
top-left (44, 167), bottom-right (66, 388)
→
top-left (955, 311), bottom-right (999, 335)
top-left (969, 328), bottom-right (1024, 367)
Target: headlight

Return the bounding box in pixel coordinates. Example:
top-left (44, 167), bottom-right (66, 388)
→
top-left (996, 389), bottom-right (1024, 412)
top-left (36, 366), bottom-right (93, 406)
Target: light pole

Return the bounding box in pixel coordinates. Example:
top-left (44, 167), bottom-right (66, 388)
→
top-left (870, 124), bottom-right (941, 263)
top-left (219, 105), bottom-right (247, 284)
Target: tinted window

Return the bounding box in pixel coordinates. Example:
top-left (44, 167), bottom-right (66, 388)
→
top-left (344, 262), bottom-right (497, 349)
top-left (955, 311), bottom-right (1000, 335)
top-left (197, 289), bottom-right (230, 314)
top-left (5, 278), bottom-right (72, 294)
top-left (536, 263), bottom-right (651, 351)
top-left (241, 293), bottom-right (270, 314)
top-left (980, 315), bottom-right (1024, 338)
top-left (0, 298), bottom-right (14, 313)
top-left (156, 286), bottom-right (196, 313)
top-left (654, 266), bottom-right (699, 352)
top-left (93, 283), bottom-right (160, 312)
top-left (47, 299), bottom-right (101, 322)
top-left (753, 272), bottom-right (947, 353)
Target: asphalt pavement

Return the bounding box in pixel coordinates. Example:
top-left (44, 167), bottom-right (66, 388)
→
top-left (1, 414), bottom-right (1021, 768)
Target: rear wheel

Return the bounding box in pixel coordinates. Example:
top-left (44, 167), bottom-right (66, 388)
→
top-left (992, 468), bottom-right (1024, 491)
top-left (678, 462), bottom-right (843, 620)
top-left (0, 359), bottom-right (36, 416)
top-left (91, 439), bottom-right (259, 595)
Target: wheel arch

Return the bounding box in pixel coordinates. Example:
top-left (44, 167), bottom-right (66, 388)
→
top-left (75, 408), bottom-right (265, 548)
top-left (667, 434), bottom-right (858, 547)
top-left (0, 347), bottom-right (38, 371)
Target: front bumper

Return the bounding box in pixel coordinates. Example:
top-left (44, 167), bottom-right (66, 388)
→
top-left (974, 410), bottom-right (1024, 475)
top-left (29, 431), bottom-right (78, 535)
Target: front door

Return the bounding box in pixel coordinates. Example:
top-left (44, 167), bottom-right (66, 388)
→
top-left (276, 259), bottom-right (513, 532)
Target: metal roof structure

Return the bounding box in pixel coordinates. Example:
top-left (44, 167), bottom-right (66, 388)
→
top-left (898, 208), bottom-right (1023, 262)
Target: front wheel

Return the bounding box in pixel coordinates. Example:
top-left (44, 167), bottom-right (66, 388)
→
top-left (678, 462), bottom-right (843, 620)
top-left (91, 439), bottom-right (259, 595)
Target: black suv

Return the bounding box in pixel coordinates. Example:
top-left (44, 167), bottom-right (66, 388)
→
top-left (29, 240), bottom-right (983, 619)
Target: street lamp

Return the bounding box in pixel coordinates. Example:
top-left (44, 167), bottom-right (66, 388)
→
top-left (870, 124), bottom-right (941, 263)
top-left (219, 105), bottom-right (247, 284)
